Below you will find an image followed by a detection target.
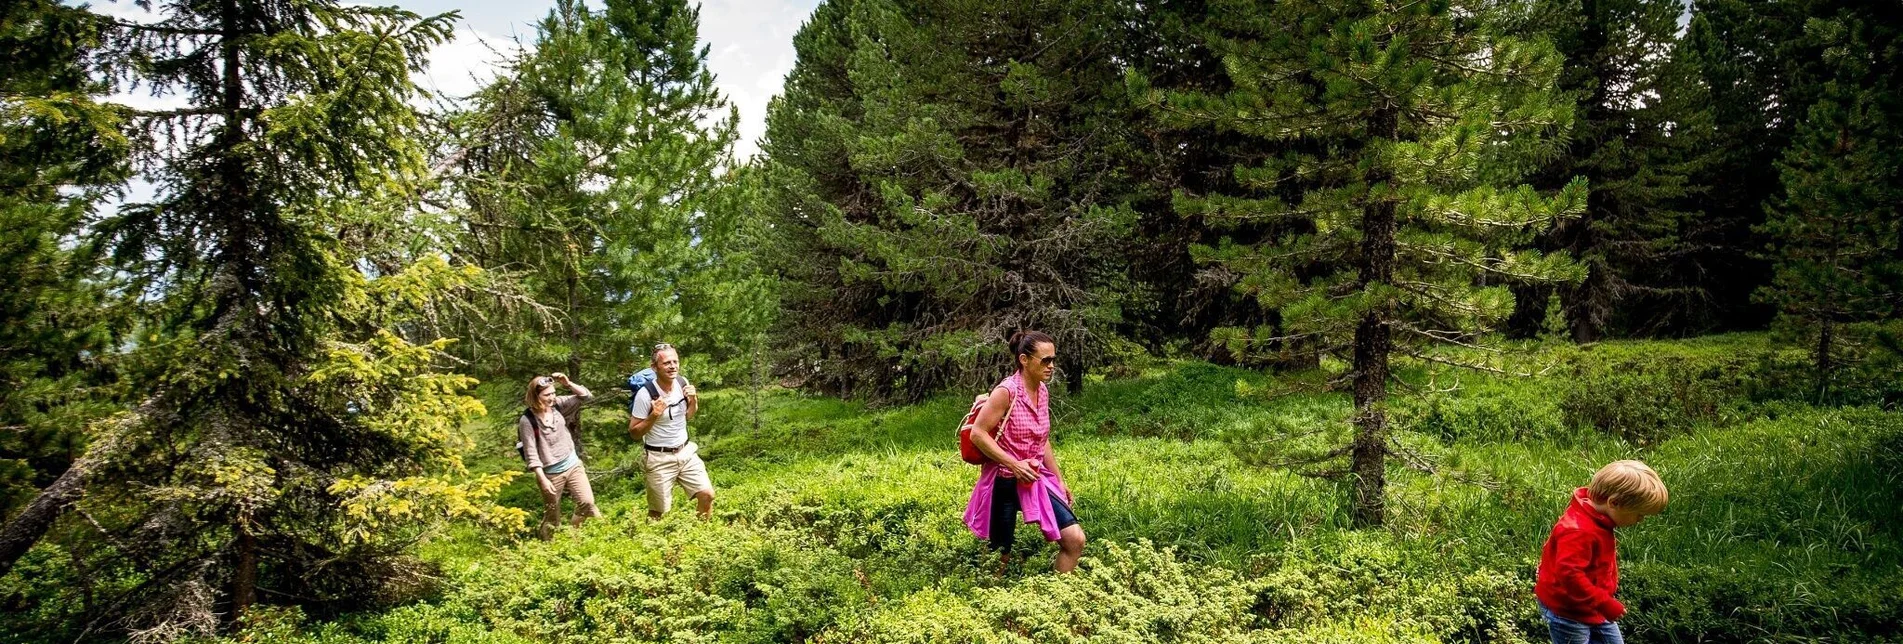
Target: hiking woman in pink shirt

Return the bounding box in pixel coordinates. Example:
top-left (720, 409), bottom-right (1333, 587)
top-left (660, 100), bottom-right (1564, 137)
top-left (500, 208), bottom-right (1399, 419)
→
top-left (963, 330), bottom-right (1085, 573)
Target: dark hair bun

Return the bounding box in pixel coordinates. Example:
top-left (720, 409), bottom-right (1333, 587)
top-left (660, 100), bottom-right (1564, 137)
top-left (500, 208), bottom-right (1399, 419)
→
top-left (1009, 330), bottom-right (1056, 357)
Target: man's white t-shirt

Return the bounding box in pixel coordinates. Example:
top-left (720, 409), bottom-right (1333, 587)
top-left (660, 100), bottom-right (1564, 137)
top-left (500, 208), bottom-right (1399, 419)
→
top-left (631, 378), bottom-right (690, 448)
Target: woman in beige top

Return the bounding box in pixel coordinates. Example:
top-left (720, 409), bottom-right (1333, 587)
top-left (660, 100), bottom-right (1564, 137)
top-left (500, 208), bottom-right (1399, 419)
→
top-left (519, 373), bottom-right (596, 539)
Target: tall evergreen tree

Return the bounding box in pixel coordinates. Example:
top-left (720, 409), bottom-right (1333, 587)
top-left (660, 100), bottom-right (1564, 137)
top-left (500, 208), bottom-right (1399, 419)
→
top-left (1756, 15), bottom-right (1903, 403)
top-left (764, 0), bottom-right (1141, 400)
top-left (449, 0), bottom-right (765, 387)
top-left (1506, 0), bottom-right (1712, 341)
top-left (0, 0), bottom-right (129, 522)
top-left (0, 2), bottom-right (523, 638)
top-left (1120, 0), bottom-right (1315, 368)
top-left (1136, 0), bottom-right (1584, 526)
top-left (1665, 0), bottom-right (1818, 332)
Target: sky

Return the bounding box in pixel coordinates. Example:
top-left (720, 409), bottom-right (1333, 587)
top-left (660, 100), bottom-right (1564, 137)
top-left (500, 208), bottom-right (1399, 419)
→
top-left (94, 0), bottom-right (823, 161)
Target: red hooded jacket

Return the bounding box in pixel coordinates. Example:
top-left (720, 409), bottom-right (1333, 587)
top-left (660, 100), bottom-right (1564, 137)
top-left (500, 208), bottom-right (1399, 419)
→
top-left (1535, 487), bottom-right (1625, 624)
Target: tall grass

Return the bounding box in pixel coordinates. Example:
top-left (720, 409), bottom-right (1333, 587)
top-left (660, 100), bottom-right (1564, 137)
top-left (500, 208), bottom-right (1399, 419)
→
top-left (5, 335), bottom-right (1896, 643)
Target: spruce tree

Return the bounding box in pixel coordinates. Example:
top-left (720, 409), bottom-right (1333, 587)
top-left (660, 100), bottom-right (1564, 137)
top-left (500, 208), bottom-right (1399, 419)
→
top-left (0, 0), bottom-right (128, 522)
top-left (450, 0), bottom-right (766, 386)
top-left (1756, 16), bottom-right (1902, 403)
top-left (763, 0), bottom-right (1140, 400)
top-left (0, 2), bottom-right (523, 637)
top-left (1507, 0), bottom-right (1711, 341)
top-left (1668, 0), bottom-right (1815, 331)
top-left (1136, 0), bottom-right (1584, 526)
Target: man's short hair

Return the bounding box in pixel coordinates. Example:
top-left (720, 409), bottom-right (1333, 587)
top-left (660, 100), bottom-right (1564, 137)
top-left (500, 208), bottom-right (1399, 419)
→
top-left (1589, 460), bottom-right (1668, 514)
top-left (652, 342), bottom-right (678, 364)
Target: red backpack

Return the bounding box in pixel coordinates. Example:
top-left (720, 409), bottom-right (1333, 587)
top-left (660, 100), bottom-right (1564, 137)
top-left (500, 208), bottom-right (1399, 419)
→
top-left (956, 390), bottom-right (1012, 465)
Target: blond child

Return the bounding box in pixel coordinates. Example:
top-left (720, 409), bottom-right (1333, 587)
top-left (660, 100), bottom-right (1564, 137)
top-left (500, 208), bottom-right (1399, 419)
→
top-left (1535, 460), bottom-right (1668, 644)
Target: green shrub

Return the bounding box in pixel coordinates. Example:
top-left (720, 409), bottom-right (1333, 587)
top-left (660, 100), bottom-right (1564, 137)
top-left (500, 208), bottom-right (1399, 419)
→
top-left (1395, 380), bottom-right (1571, 444)
top-left (1555, 351), bottom-right (1749, 444)
top-left (834, 541), bottom-right (1268, 643)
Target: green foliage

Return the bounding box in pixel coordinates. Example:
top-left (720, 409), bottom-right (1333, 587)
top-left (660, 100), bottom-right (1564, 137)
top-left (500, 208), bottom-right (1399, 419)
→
top-left (0, 0), bottom-right (129, 522)
top-left (1554, 351), bottom-right (1744, 445)
top-left (1509, 0), bottom-right (1719, 341)
top-left (0, 1), bottom-right (540, 639)
top-left (446, 0), bottom-right (771, 387)
top-left (1134, 0), bottom-right (1585, 525)
top-left (1754, 12), bottom-right (1903, 404)
top-left (762, 0), bottom-right (1143, 400)
top-left (1398, 379), bottom-right (1572, 445)
top-left (6, 336), bottom-right (1886, 643)
top-left (1138, 0), bottom-right (1586, 365)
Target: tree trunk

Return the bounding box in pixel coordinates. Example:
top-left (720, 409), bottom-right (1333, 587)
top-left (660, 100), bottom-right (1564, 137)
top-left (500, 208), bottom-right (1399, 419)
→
top-left (0, 455), bottom-right (94, 578)
top-left (231, 517), bottom-right (258, 626)
top-left (1063, 352), bottom-right (1085, 395)
top-left (565, 265), bottom-right (583, 382)
top-left (1505, 283), bottom-right (1552, 340)
top-left (1350, 104), bottom-right (1398, 529)
top-left (1815, 317), bottom-right (1834, 404)
top-left (1565, 261), bottom-right (1608, 344)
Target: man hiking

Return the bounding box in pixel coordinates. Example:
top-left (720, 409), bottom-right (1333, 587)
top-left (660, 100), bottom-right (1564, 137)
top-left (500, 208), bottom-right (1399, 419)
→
top-left (628, 343), bottom-right (715, 520)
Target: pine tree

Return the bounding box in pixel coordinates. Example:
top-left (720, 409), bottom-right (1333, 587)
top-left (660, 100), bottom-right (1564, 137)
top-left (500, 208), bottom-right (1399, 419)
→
top-left (1666, 0), bottom-right (1818, 332)
top-left (0, 0), bottom-right (129, 522)
top-left (1756, 15), bottom-right (1903, 403)
top-left (1136, 0), bottom-right (1584, 526)
top-left (763, 0), bottom-right (1141, 400)
top-left (450, 0), bottom-right (765, 386)
top-left (1120, 0), bottom-right (1317, 369)
top-left (1506, 0), bottom-right (1711, 341)
top-left (0, 2), bottom-right (524, 637)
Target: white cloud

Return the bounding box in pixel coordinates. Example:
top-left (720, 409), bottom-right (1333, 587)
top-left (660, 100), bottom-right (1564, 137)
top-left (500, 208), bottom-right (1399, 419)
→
top-left (415, 27), bottom-right (522, 102)
top-left (696, 0), bottom-right (821, 161)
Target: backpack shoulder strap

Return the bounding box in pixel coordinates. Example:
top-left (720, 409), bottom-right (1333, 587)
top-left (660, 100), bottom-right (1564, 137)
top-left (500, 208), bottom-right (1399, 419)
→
top-left (988, 386), bottom-right (1013, 436)
top-left (522, 407), bottom-right (544, 432)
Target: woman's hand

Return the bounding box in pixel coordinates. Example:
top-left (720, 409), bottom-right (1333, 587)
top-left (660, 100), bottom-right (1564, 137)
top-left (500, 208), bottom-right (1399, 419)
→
top-left (1004, 457), bottom-right (1040, 482)
top-left (535, 472), bottom-right (557, 496)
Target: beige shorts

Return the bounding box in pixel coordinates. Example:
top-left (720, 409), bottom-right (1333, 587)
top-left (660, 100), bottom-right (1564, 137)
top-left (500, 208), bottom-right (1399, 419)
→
top-left (643, 441), bottom-right (714, 514)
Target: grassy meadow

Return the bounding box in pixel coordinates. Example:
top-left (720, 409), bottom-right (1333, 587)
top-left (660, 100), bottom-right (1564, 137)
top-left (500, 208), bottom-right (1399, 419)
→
top-left (124, 336), bottom-right (1903, 642)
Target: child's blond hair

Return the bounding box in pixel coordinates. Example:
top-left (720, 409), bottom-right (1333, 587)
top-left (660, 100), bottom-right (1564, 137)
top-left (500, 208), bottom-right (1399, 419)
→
top-left (1589, 460), bottom-right (1668, 514)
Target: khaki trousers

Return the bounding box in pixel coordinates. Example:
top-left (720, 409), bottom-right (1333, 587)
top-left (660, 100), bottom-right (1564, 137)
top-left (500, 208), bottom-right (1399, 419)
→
top-left (538, 462), bottom-right (599, 539)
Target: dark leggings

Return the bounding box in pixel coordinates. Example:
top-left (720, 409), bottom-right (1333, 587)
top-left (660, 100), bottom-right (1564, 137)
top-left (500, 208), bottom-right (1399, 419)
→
top-left (988, 478), bottom-right (1078, 551)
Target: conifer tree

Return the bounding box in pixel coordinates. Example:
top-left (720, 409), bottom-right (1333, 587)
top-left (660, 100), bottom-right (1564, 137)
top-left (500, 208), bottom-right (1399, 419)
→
top-left (763, 0), bottom-right (1140, 400)
top-left (0, 0), bottom-right (129, 522)
top-left (1666, 0), bottom-right (1814, 331)
top-left (1756, 16), bottom-right (1902, 403)
top-left (450, 0), bottom-right (766, 386)
top-left (1136, 0), bottom-right (1584, 526)
top-left (0, 2), bottom-right (523, 638)
top-left (1507, 0), bottom-right (1711, 341)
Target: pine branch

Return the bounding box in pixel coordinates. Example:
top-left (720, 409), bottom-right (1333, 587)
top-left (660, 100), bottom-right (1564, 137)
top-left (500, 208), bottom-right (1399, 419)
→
top-left (1394, 345), bottom-right (1517, 376)
top-left (109, 19), bottom-right (222, 37)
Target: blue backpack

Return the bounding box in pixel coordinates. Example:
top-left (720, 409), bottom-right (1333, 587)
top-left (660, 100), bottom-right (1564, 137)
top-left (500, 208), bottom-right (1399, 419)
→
top-left (626, 368), bottom-right (690, 416)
